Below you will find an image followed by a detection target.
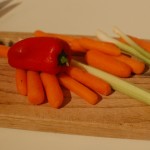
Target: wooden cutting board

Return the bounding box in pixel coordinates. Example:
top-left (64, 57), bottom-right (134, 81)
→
top-left (0, 31), bottom-right (150, 140)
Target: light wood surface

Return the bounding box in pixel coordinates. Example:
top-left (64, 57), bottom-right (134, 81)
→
top-left (0, 32), bottom-right (150, 140)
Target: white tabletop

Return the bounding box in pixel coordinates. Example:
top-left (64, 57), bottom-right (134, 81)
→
top-left (0, 0), bottom-right (150, 149)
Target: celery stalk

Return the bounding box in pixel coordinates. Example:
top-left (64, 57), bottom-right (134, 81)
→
top-left (71, 59), bottom-right (150, 105)
top-left (96, 30), bottom-right (150, 65)
top-left (113, 26), bottom-right (150, 60)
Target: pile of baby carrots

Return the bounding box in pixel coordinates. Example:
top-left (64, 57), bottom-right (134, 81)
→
top-left (35, 30), bottom-right (146, 76)
top-left (0, 30), bottom-right (149, 108)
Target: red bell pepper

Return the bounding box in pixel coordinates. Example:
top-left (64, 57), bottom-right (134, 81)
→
top-left (8, 37), bottom-right (71, 74)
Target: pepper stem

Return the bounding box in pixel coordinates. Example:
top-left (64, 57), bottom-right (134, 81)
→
top-left (58, 51), bottom-right (68, 66)
top-left (60, 55), bottom-right (68, 64)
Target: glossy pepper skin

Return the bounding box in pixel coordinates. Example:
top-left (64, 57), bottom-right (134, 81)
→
top-left (8, 37), bottom-right (71, 74)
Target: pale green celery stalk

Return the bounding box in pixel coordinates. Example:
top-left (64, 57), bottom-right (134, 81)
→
top-left (96, 30), bottom-right (150, 65)
top-left (113, 26), bottom-right (150, 60)
top-left (71, 59), bottom-right (150, 105)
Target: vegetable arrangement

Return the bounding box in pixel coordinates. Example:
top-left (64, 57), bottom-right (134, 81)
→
top-left (0, 27), bottom-right (150, 108)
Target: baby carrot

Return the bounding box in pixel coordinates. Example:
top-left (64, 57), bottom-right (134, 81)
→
top-left (69, 38), bottom-right (85, 52)
top-left (27, 71), bottom-right (45, 105)
top-left (129, 35), bottom-right (150, 53)
top-left (34, 30), bottom-right (74, 41)
top-left (66, 66), bottom-right (112, 95)
top-left (85, 50), bottom-right (132, 78)
top-left (40, 72), bottom-right (64, 108)
top-left (34, 30), bottom-right (85, 52)
top-left (113, 54), bottom-right (145, 74)
top-left (119, 35), bottom-right (150, 53)
top-left (78, 37), bottom-right (121, 56)
top-left (0, 45), bottom-right (9, 57)
top-left (58, 73), bottom-right (100, 105)
top-left (16, 69), bottom-right (27, 96)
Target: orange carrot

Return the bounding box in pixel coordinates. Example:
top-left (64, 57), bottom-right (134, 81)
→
top-left (129, 35), bottom-right (150, 53)
top-left (85, 50), bottom-right (132, 78)
top-left (0, 45), bottom-right (9, 57)
top-left (16, 69), bottom-right (27, 96)
top-left (78, 37), bottom-right (121, 56)
top-left (113, 54), bottom-right (145, 75)
top-left (66, 66), bottom-right (112, 95)
top-left (58, 73), bottom-right (100, 105)
top-left (34, 30), bottom-right (85, 52)
top-left (40, 72), bottom-right (64, 108)
top-left (119, 35), bottom-right (150, 53)
top-left (34, 30), bottom-right (74, 41)
top-left (27, 71), bottom-right (45, 105)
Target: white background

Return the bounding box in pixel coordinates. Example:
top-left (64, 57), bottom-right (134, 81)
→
top-left (0, 0), bottom-right (150, 149)
top-left (1, 0), bottom-right (150, 38)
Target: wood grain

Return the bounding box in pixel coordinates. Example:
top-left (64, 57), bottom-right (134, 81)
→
top-left (0, 32), bottom-right (150, 140)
